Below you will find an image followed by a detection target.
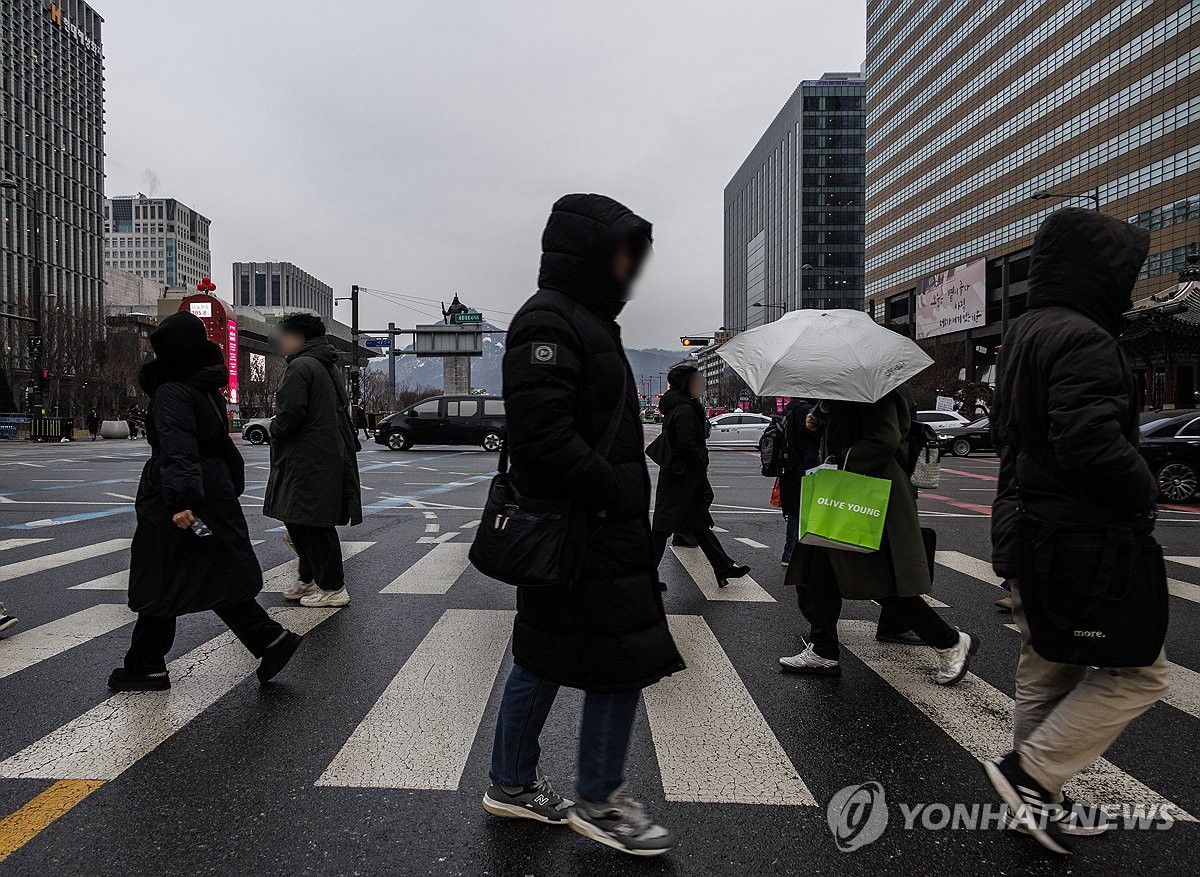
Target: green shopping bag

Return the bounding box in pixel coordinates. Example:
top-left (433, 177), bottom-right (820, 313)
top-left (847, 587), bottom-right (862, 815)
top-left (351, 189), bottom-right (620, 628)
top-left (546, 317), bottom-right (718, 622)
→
top-left (799, 467), bottom-right (891, 553)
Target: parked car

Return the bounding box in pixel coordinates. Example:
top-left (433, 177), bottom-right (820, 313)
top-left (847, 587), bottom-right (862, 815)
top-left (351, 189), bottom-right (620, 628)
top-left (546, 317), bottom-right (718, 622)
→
top-left (1139, 409), bottom-right (1200, 502)
top-left (917, 409), bottom-right (971, 430)
top-left (708, 411), bottom-right (773, 448)
top-left (938, 416), bottom-right (993, 457)
top-left (375, 395), bottom-right (506, 451)
top-left (241, 417), bottom-right (272, 445)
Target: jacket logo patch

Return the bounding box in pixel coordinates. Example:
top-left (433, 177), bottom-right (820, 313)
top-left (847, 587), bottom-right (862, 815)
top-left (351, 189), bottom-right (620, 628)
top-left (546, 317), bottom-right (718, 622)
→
top-left (531, 343), bottom-right (557, 365)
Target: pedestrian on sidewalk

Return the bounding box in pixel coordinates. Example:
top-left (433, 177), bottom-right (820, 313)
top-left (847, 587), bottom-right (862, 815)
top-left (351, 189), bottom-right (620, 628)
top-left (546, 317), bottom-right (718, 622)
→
top-left (110, 311), bottom-right (302, 692)
top-left (481, 194), bottom-right (683, 857)
top-left (649, 363), bottom-right (750, 589)
top-left (780, 391), bottom-right (978, 683)
top-left (986, 208), bottom-right (1167, 855)
top-left (86, 408), bottom-right (100, 441)
top-left (777, 397), bottom-right (821, 566)
top-left (352, 403), bottom-right (370, 440)
top-left (264, 313), bottom-right (363, 608)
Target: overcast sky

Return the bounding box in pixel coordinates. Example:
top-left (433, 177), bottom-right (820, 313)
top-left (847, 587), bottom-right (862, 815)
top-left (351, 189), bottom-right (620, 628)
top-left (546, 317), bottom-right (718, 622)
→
top-left (101, 1), bottom-right (865, 348)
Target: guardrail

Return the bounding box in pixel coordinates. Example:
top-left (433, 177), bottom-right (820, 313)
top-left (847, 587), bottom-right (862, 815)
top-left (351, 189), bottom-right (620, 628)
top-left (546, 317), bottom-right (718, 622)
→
top-left (0, 415), bottom-right (75, 442)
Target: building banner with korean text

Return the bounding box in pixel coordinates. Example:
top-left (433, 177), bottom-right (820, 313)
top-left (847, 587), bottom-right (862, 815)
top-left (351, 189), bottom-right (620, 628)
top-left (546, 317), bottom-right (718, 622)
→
top-left (915, 257), bottom-right (986, 340)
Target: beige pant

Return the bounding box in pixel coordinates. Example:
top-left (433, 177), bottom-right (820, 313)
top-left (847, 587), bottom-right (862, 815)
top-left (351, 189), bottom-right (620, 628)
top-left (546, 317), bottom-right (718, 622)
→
top-left (1011, 581), bottom-right (1168, 796)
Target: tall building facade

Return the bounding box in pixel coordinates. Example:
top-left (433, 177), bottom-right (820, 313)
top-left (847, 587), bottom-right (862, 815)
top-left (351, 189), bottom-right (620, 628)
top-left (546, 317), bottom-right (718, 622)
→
top-left (724, 72), bottom-right (866, 333)
top-left (104, 195), bottom-right (212, 290)
top-left (865, 0), bottom-right (1199, 388)
top-left (1, 0), bottom-right (105, 390)
top-left (233, 261), bottom-right (334, 318)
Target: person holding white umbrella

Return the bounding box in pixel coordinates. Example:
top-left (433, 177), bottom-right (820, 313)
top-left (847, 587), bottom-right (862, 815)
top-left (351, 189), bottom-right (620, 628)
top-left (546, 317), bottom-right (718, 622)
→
top-left (719, 311), bottom-right (978, 684)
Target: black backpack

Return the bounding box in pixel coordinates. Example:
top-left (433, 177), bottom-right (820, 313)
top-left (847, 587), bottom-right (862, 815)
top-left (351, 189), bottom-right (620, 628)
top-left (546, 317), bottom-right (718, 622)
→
top-left (760, 414), bottom-right (790, 477)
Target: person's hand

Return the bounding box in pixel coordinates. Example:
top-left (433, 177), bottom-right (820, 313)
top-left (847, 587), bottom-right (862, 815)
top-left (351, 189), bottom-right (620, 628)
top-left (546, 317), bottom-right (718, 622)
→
top-left (172, 509), bottom-right (197, 530)
top-left (805, 413), bottom-right (820, 432)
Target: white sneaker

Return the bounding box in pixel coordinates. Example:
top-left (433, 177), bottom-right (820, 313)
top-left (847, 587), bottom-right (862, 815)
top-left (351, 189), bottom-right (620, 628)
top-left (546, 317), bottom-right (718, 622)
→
top-left (300, 587), bottom-right (350, 607)
top-left (934, 631), bottom-right (979, 686)
top-left (281, 580), bottom-right (319, 601)
top-left (779, 645), bottom-right (840, 675)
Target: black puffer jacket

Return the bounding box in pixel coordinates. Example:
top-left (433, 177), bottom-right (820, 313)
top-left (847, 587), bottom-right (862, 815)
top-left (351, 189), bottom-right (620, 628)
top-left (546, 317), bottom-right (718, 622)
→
top-left (264, 338), bottom-right (363, 527)
top-left (130, 349), bottom-right (262, 616)
top-left (991, 208), bottom-right (1156, 577)
top-left (778, 399), bottom-right (821, 515)
top-left (504, 193), bottom-right (684, 693)
top-left (651, 388), bottom-right (713, 535)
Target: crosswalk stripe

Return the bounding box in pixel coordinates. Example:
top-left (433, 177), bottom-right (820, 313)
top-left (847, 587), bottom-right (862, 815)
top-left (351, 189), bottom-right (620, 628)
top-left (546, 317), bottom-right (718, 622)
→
top-left (839, 620), bottom-right (1194, 821)
top-left (0, 539), bottom-right (130, 582)
top-left (935, 551), bottom-right (1003, 588)
top-left (642, 615), bottom-right (815, 805)
top-left (0, 605), bottom-right (135, 681)
top-left (0, 607), bottom-right (338, 782)
top-left (0, 539), bottom-right (52, 552)
top-left (417, 531), bottom-right (460, 544)
top-left (70, 541), bottom-right (265, 591)
top-left (735, 537), bottom-right (769, 549)
top-left (380, 543), bottom-right (472, 594)
top-left (999, 623), bottom-right (1200, 724)
top-left (261, 542), bottom-right (374, 592)
top-left (669, 546), bottom-right (775, 602)
top-left (1166, 556), bottom-right (1200, 569)
top-left (316, 608), bottom-right (515, 790)
top-left (1168, 578), bottom-right (1200, 605)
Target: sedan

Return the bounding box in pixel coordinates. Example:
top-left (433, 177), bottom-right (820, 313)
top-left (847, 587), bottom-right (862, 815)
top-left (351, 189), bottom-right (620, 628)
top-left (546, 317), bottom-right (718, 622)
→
top-left (917, 410), bottom-right (971, 430)
top-left (241, 417), bottom-right (272, 445)
top-left (708, 412), bottom-right (774, 448)
top-left (938, 417), bottom-right (993, 457)
top-left (1139, 409), bottom-right (1200, 502)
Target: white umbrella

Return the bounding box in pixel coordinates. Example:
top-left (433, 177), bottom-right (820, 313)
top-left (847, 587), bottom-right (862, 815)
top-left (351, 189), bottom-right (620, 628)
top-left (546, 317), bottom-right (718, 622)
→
top-left (717, 309), bottom-right (933, 403)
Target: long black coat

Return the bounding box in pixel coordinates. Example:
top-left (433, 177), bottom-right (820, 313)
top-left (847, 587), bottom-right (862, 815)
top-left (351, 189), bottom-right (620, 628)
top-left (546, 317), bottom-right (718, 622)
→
top-left (503, 194), bottom-right (684, 693)
top-left (778, 400), bottom-right (821, 515)
top-left (651, 389), bottom-right (714, 534)
top-left (129, 356), bottom-right (263, 616)
top-left (786, 392), bottom-right (931, 600)
top-left (991, 209), bottom-right (1156, 578)
top-left (264, 338), bottom-right (363, 527)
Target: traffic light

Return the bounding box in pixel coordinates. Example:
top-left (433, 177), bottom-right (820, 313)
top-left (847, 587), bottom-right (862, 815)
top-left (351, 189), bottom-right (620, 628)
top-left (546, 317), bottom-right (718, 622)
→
top-left (37, 369), bottom-right (49, 396)
top-left (680, 336), bottom-right (712, 347)
top-left (349, 370), bottom-right (361, 402)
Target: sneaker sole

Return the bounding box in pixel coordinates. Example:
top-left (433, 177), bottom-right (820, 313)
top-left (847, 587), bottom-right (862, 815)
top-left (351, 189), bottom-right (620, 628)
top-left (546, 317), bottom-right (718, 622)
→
top-left (566, 811), bottom-right (673, 857)
top-left (935, 632), bottom-right (981, 686)
top-left (983, 760), bottom-right (1071, 855)
top-left (300, 595), bottom-right (350, 608)
top-left (481, 793), bottom-right (567, 825)
top-left (281, 588), bottom-right (319, 601)
top-left (0, 618), bottom-right (17, 634)
top-left (1004, 812), bottom-right (1114, 838)
top-left (779, 661), bottom-right (840, 676)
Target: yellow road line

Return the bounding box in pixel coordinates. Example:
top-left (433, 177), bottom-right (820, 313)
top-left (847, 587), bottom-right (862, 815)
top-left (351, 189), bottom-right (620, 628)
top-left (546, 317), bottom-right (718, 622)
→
top-left (0, 779), bottom-right (104, 863)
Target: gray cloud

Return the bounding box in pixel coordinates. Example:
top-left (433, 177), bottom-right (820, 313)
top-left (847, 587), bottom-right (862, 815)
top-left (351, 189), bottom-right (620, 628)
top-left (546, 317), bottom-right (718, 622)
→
top-left (100, 0), bottom-right (865, 346)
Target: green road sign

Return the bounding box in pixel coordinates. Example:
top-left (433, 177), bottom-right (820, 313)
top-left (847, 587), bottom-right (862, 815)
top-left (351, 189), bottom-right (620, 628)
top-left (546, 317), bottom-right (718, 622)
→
top-left (450, 311), bottom-right (483, 324)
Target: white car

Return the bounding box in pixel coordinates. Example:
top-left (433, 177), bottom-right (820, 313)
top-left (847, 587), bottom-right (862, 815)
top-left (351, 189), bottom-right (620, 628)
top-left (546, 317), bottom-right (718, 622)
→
top-left (916, 410), bottom-right (971, 431)
top-left (708, 411), bottom-right (774, 448)
top-left (241, 417), bottom-right (273, 444)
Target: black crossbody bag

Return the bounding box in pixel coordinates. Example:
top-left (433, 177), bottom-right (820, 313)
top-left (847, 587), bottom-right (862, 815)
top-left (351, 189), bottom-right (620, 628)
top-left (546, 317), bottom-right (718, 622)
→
top-left (470, 371), bottom-right (628, 588)
top-left (1014, 473), bottom-right (1168, 667)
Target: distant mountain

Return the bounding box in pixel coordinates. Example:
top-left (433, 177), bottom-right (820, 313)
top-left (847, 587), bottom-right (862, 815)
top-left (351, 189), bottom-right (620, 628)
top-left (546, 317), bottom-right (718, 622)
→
top-left (367, 324), bottom-right (689, 396)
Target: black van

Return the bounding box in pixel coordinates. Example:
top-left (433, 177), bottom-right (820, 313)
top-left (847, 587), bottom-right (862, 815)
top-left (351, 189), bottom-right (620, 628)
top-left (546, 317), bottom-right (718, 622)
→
top-left (374, 395), bottom-right (505, 451)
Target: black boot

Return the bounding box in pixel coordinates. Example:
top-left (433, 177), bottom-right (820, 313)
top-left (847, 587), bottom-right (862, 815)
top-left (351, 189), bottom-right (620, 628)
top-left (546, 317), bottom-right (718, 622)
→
top-left (714, 563), bottom-right (750, 588)
top-left (108, 667), bottom-right (170, 692)
top-left (257, 632), bottom-right (303, 684)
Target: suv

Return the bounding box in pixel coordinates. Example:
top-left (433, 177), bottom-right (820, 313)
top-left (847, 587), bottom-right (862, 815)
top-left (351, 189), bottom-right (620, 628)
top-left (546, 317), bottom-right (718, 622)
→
top-left (375, 395), bottom-right (506, 452)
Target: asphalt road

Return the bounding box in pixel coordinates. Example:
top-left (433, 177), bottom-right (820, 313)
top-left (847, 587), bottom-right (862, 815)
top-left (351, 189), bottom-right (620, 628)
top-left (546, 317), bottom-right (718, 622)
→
top-left (1, 433), bottom-right (1198, 876)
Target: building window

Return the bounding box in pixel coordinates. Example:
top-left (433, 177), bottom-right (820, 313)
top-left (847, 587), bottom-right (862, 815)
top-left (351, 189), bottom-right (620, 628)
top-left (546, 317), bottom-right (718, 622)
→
top-left (254, 272), bottom-right (266, 307)
top-left (271, 272), bottom-right (281, 306)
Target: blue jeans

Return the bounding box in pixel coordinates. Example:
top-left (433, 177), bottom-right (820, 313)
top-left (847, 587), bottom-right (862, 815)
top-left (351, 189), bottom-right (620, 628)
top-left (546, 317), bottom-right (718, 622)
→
top-left (489, 662), bottom-right (640, 802)
top-left (782, 513), bottom-right (799, 562)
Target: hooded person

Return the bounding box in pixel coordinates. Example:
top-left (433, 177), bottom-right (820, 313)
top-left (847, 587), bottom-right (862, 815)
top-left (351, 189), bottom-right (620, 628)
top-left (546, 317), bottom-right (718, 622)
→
top-left (113, 311), bottom-right (302, 692)
top-left (649, 363), bottom-right (750, 587)
top-left (481, 194), bottom-right (683, 857)
top-left (985, 208), bottom-right (1167, 855)
top-left (263, 312), bottom-right (363, 608)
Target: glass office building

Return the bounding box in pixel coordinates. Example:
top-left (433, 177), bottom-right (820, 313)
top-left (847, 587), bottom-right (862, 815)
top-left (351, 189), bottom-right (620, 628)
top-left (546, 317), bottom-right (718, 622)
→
top-left (724, 72), bottom-right (866, 332)
top-left (865, 0), bottom-right (1199, 388)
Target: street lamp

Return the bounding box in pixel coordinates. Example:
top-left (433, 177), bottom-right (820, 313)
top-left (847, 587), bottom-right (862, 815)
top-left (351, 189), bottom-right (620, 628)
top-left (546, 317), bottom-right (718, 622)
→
top-left (1031, 187), bottom-right (1101, 210)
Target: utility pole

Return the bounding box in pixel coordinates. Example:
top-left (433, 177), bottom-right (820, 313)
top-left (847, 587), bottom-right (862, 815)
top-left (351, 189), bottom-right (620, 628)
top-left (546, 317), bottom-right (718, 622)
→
top-left (350, 284), bottom-right (360, 402)
top-left (387, 320), bottom-right (396, 405)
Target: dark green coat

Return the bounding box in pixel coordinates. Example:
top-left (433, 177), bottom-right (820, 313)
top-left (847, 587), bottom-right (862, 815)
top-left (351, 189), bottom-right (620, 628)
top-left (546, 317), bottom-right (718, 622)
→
top-left (263, 339), bottom-right (363, 527)
top-left (785, 391), bottom-right (930, 600)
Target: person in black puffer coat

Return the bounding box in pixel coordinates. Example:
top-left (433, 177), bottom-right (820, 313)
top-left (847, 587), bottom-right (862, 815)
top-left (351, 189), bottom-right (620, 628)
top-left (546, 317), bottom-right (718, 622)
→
top-left (482, 194), bottom-right (682, 857)
top-left (985, 208), bottom-right (1168, 854)
top-left (650, 364), bottom-right (749, 588)
top-left (113, 312), bottom-right (302, 692)
top-left (777, 398), bottom-right (821, 566)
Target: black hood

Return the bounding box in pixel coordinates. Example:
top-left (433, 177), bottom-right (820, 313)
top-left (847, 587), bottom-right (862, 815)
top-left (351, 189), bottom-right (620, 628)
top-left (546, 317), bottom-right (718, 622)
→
top-left (537, 194), bottom-right (653, 318)
top-left (1026, 208), bottom-right (1150, 335)
top-left (137, 342), bottom-right (226, 396)
top-left (288, 337), bottom-right (339, 366)
top-left (658, 387), bottom-right (691, 415)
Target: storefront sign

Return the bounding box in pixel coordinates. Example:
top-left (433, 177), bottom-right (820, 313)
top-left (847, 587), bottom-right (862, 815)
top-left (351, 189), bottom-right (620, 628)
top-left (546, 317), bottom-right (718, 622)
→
top-left (915, 257), bottom-right (986, 340)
